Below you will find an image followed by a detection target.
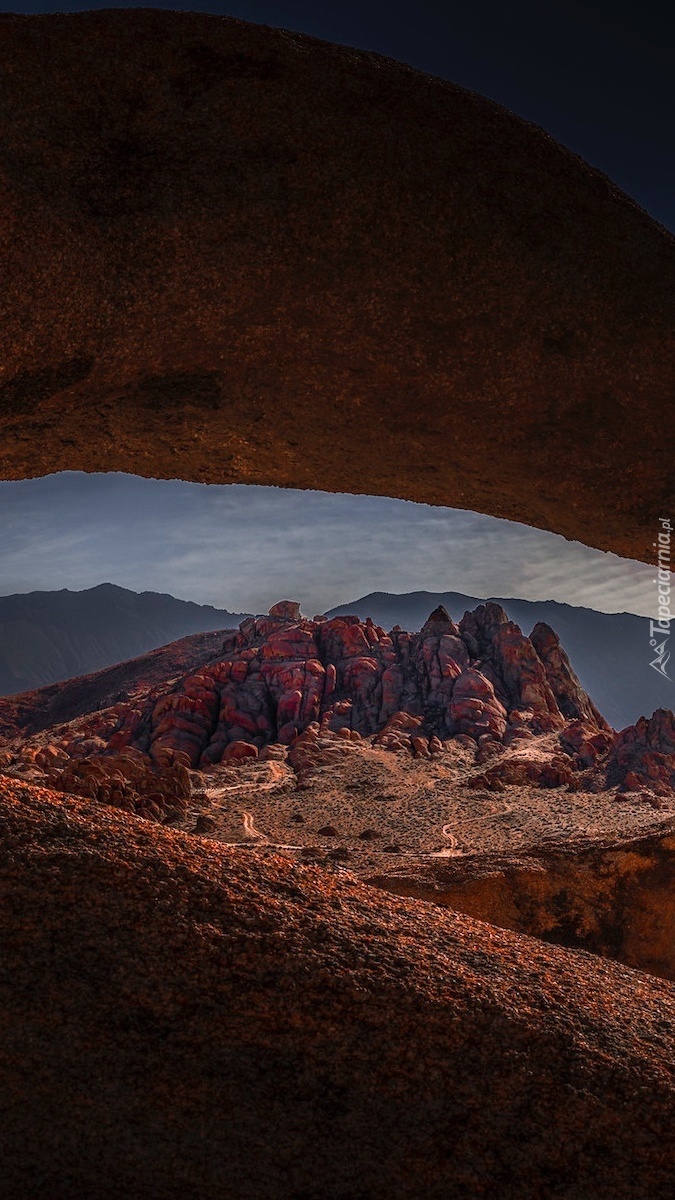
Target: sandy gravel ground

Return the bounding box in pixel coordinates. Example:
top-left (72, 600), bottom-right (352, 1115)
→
top-left (185, 735), bottom-right (675, 876)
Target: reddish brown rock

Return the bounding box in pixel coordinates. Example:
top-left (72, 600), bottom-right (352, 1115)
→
top-left (222, 740), bottom-right (258, 763)
top-left (53, 750), bottom-right (190, 823)
top-left (411, 736), bottom-right (431, 759)
top-left (95, 604), bottom-right (609, 773)
top-left (4, 778), bottom-right (675, 1198)
top-left (531, 622), bottom-right (611, 729)
top-left (468, 755), bottom-right (574, 791)
top-left (560, 719), bottom-right (614, 767)
top-left (608, 708), bottom-right (675, 791)
top-left (374, 710), bottom-right (424, 753)
top-left (491, 622), bottom-right (563, 728)
top-left (268, 600), bottom-right (302, 620)
top-left (449, 669), bottom-right (508, 740)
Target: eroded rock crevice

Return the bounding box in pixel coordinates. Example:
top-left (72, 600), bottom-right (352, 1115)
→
top-left (368, 832), bottom-right (675, 982)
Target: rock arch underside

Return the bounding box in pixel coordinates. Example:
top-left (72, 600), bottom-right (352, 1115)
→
top-left (2, 10), bottom-right (675, 1199)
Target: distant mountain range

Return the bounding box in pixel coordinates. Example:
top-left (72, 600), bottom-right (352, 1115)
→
top-left (0, 584), bottom-right (669, 730)
top-left (0, 584), bottom-right (250, 697)
top-left (326, 591), bottom-right (672, 731)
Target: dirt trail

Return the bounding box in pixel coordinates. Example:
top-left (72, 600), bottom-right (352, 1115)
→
top-left (207, 761), bottom-right (289, 800)
top-left (242, 810), bottom-right (268, 841)
top-left (427, 797), bottom-right (516, 857)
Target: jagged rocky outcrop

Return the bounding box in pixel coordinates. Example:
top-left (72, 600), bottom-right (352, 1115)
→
top-left (608, 708), bottom-right (675, 793)
top-left (104, 601), bottom-right (608, 769)
top-left (530, 621), bottom-right (610, 728)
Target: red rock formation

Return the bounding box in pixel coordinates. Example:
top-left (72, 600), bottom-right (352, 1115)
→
top-left (559, 719), bottom-right (614, 767)
top-left (531, 621), bottom-right (611, 729)
top-left (608, 708), bottom-right (675, 792)
top-left (111, 603), bottom-right (607, 769)
top-left (460, 604), bottom-right (563, 730)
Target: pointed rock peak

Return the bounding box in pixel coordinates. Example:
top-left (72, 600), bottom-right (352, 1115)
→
top-left (459, 601), bottom-right (512, 655)
top-left (425, 605), bottom-right (453, 625)
top-left (459, 601), bottom-right (509, 635)
top-left (530, 622), bottom-right (560, 650)
top-left (268, 600), bottom-right (302, 621)
top-left (422, 605), bottom-right (460, 637)
top-left (531, 620), bottom-right (610, 729)
top-left (480, 601), bottom-right (510, 625)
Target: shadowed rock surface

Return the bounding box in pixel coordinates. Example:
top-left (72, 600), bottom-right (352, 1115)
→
top-left (1, 10), bottom-right (674, 561)
top-left (367, 826), bottom-right (675, 981)
top-left (3, 776), bottom-right (675, 1199)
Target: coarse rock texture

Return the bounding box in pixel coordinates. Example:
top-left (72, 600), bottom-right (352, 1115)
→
top-left (101, 602), bottom-right (607, 770)
top-left (51, 748), bottom-right (191, 824)
top-left (367, 827), bottom-right (675, 982)
top-left (1, 10), bottom-right (674, 562)
top-left (530, 621), bottom-right (608, 727)
top-left (3, 776), bottom-right (675, 1199)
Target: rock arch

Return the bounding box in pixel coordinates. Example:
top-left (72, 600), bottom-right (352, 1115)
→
top-left (1, 9), bottom-right (673, 562)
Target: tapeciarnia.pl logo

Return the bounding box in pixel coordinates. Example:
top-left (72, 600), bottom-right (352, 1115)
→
top-left (650, 517), bottom-right (672, 679)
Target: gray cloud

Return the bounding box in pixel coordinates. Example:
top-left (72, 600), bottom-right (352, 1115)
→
top-left (0, 472), bottom-right (658, 618)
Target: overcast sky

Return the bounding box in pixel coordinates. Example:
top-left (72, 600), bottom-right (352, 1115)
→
top-left (0, 473), bottom-right (656, 618)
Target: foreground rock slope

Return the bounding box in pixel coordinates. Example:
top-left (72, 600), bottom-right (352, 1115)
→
top-left (1, 10), bottom-right (674, 560)
top-left (3, 775), bottom-right (675, 1199)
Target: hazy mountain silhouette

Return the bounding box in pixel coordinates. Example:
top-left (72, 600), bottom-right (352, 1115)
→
top-left (0, 584), bottom-right (250, 696)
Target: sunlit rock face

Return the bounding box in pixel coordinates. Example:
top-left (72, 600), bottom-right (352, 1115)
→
top-left (100, 603), bottom-right (607, 766)
top-left (1, 10), bottom-right (674, 562)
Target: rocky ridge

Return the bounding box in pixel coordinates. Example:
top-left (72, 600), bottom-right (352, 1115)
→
top-left (107, 600), bottom-right (611, 770)
top-left (5, 601), bottom-right (675, 848)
